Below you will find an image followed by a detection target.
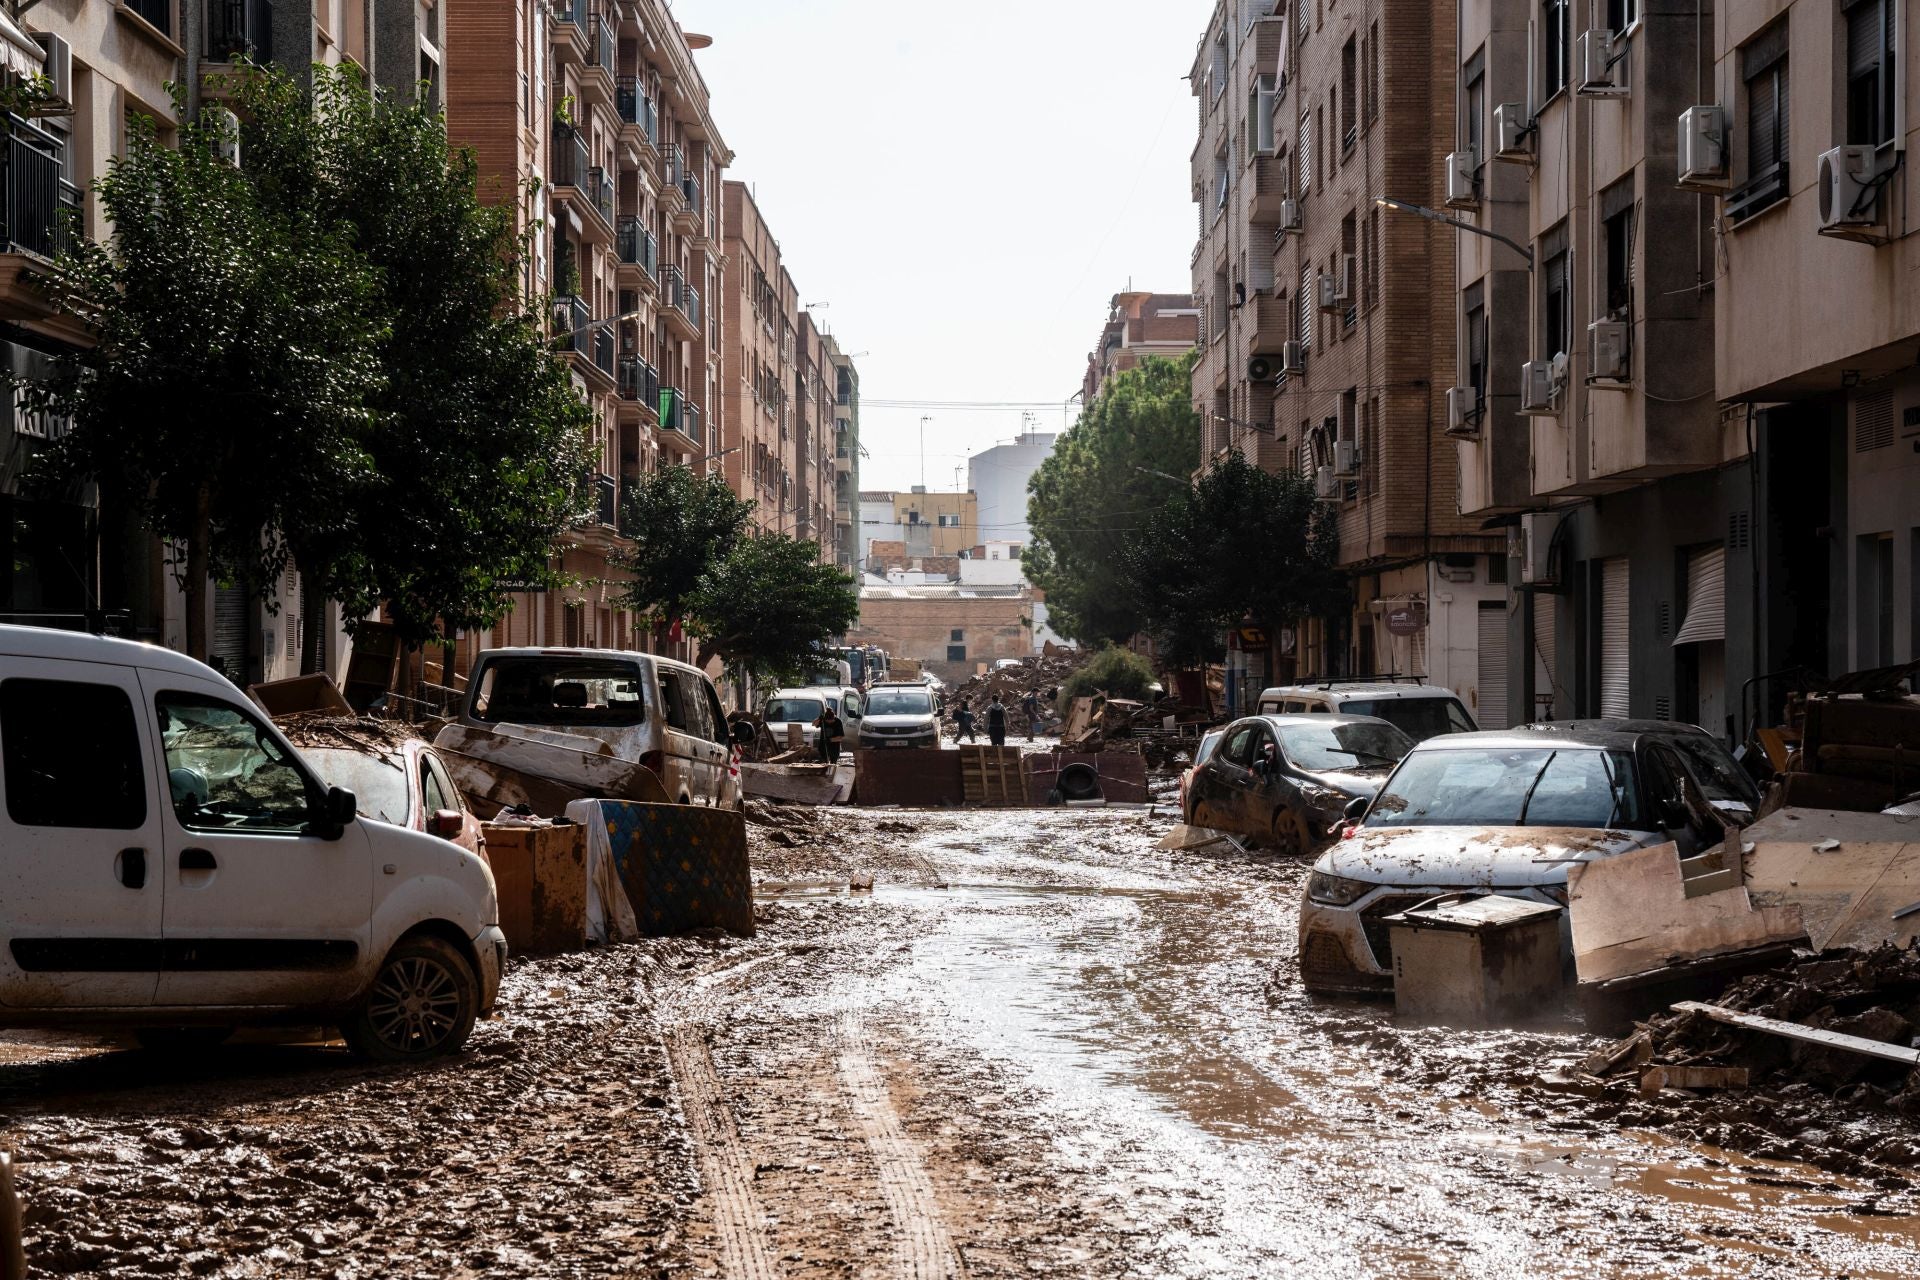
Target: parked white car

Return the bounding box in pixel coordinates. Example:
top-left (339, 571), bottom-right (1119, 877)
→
top-left (763, 686), bottom-right (863, 747)
top-left (855, 683), bottom-right (942, 749)
top-left (1256, 681), bottom-right (1479, 742)
top-left (460, 648), bottom-right (740, 809)
top-left (0, 625), bottom-right (503, 1060)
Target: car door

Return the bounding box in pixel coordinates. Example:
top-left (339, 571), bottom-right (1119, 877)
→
top-left (0, 659), bottom-right (165, 1008)
top-left (1205, 723), bottom-right (1259, 832)
top-left (142, 673), bottom-right (374, 1008)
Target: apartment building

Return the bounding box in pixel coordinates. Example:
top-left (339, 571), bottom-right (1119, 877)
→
top-left (792, 311), bottom-right (837, 550)
top-left (1082, 289), bottom-right (1201, 402)
top-left (721, 180), bottom-right (795, 535)
top-left (859, 489), bottom-right (979, 562)
top-left (1440, 0), bottom-right (1804, 736)
top-left (826, 334), bottom-right (861, 573)
top-left (1708, 0), bottom-right (1917, 706)
top-left (968, 431), bottom-right (1057, 550)
top-left (443, 0), bottom-right (728, 659)
top-left (1190, 0), bottom-right (1506, 717)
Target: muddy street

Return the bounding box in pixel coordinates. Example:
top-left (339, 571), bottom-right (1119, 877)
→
top-left (7, 806), bottom-right (1920, 1277)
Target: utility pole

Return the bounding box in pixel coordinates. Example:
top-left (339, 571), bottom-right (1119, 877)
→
top-left (919, 416), bottom-right (931, 489)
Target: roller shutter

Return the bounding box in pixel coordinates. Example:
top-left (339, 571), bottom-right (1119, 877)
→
top-left (1477, 602), bottom-right (1509, 728)
top-left (1672, 545), bottom-right (1725, 646)
top-left (1599, 557), bottom-right (1630, 718)
top-left (211, 584), bottom-right (249, 680)
top-left (1534, 593), bottom-right (1558, 718)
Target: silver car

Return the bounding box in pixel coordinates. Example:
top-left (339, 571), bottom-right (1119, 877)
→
top-left (1298, 723), bottom-right (1754, 994)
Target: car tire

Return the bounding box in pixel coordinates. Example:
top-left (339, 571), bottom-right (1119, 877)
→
top-left (134, 1026), bottom-right (234, 1054)
top-left (1192, 801), bottom-right (1221, 832)
top-left (1267, 806), bottom-right (1306, 857)
top-left (342, 934), bottom-right (479, 1063)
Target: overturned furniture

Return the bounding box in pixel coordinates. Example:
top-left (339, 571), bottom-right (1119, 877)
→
top-left (738, 760), bottom-right (855, 806)
top-left (1386, 894), bottom-right (1567, 1027)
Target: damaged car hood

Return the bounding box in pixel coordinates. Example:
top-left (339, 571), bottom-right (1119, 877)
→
top-left (1320, 825), bottom-right (1663, 888)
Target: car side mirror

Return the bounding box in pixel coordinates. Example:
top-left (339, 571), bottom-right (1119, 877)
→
top-left (730, 720), bottom-right (758, 747)
top-left (1659, 799), bottom-right (1689, 829)
top-left (427, 809), bottom-right (464, 841)
top-left (1344, 796), bottom-right (1369, 822)
top-left (312, 785), bottom-right (358, 838)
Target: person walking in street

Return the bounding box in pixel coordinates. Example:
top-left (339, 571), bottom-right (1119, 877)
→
top-left (813, 706), bottom-right (846, 764)
top-left (986, 694), bottom-right (1008, 747)
top-left (1022, 688), bottom-right (1041, 742)
top-left (956, 698), bottom-right (977, 743)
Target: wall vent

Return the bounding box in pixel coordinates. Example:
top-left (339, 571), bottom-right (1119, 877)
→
top-left (1855, 390), bottom-right (1895, 452)
top-left (1728, 509), bottom-right (1751, 551)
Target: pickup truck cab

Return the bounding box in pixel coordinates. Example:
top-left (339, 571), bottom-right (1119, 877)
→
top-left (0, 625), bottom-right (503, 1060)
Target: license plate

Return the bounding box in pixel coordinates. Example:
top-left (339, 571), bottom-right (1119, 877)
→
top-left (887, 740), bottom-right (912, 748)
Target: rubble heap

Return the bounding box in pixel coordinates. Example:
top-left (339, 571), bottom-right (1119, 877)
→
top-left (272, 712), bottom-right (424, 756)
top-left (938, 650), bottom-right (1088, 734)
top-left (1772, 694), bottom-right (1920, 813)
top-left (1583, 943), bottom-right (1920, 1111)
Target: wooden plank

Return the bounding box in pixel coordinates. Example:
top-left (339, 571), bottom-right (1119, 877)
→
top-left (1670, 1001), bottom-right (1920, 1066)
top-left (1639, 1065), bottom-right (1749, 1096)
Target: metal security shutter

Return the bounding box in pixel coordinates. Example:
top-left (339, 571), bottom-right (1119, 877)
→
top-left (1477, 601), bottom-right (1509, 728)
top-left (1599, 557), bottom-right (1630, 718)
top-left (1535, 594), bottom-right (1558, 718)
top-left (1672, 545), bottom-right (1726, 646)
top-left (212, 584), bottom-right (249, 680)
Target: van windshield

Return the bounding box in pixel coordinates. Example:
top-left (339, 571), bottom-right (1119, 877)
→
top-left (865, 689), bottom-right (933, 716)
top-left (472, 658), bottom-right (646, 726)
top-left (765, 697), bottom-right (826, 724)
top-left (1337, 697), bottom-right (1477, 742)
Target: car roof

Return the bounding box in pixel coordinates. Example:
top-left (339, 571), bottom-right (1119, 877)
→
top-left (0, 624), bottom-right (234, 686)
top-left (1516, 718), bottom-right (1715, 739)
top-left (1409, 726), bottom-right (1647, 752)
top-left (479, 646), bottom-right (709, 678)
top-left (1241, 712), bottom-right (1405, 731)
top-left (768, 688), bottom-right (829, 699)
top-left (868, 682), bottom-right (934, 691)
top-left (1258, 682), bottom-right (1464, 701)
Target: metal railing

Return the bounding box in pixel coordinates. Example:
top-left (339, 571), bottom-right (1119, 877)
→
top-left (593, 326), bottom-right (615, 377)
top-left (595, 472), bottom-right (617, 528)
top-left (207, 0), bottom-right (272, 61)
top-left (555, 294), bottom-right (592, 356)
top-left (657, 386), bottom-right (685, 433)
top-left (586, 165), bottom-right (615, 227)
top-left (662, 265), bottom-right (700, 328)
top-left (685, 401), bottom-right (703, 444)
top-left (551, 123), bottom-right (590, 189)
top-left (554, 0), bottom-right (586, 37)
top-left (127, 0), bottom-right (172, 35)
top-left (616, 216), bottom-right (658, 276)
top-left (3, 119), bottom-right (79, 261)
top-left (681, 173), bottom-right (702, 229)
top-left (616, 78), bottom-right (660, 145)
top-left (589, 13), bottom-right (616, 71)
top-left (619, 356), bottom-right (660, 407)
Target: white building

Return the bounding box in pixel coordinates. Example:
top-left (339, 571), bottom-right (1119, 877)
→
top-left (965, 432), bottom-right (1055, 550)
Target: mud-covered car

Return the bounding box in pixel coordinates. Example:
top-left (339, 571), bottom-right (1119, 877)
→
top-left (1297, 722), bottom-right (1748, 994)
top-left (304, 740), bottom-right (487, 859)
top-left (1186, 714), bottom-right (1413, 855)
top-left (1177, 727), bottom-right (1226, 825)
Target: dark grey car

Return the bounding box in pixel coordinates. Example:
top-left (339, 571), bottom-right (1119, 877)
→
top-left (1187, 714), bottom-right (1415, 855)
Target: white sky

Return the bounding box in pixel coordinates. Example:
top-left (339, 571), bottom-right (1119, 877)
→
top-left (678, 0), bottom-right (1205, 499)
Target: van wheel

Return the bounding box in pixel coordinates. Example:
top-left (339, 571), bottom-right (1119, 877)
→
top-left (342, 935), bottom-right (478, 1063)
top-left (135, 1026), bottom-right (233, 1053)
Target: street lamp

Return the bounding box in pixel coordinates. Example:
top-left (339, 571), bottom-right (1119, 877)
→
top-left (551, 308), bottom-right (646, 342)
top-left (1373, 195), bottom-right (1534, 270)
top-left (1132, 464), bottom-right (1188, 485)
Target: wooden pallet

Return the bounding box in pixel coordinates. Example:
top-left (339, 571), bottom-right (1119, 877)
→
top-left (959, 745), bottom-right (1026, 807)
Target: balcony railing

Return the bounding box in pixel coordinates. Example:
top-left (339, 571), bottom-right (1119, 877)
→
top-left (592, 326), bottom-right (615, 377)
top-left (207, 0), bottom-right (273, 61)
top-left (554, 0), bottom-right (587, 37)
top-left (551, 123), bottom-right (590, 190)
top-left (619, 356), bottom-right (660, 407)
top-left (586, 165), bottom-right (615, 226)
top-left (681, 173), bottom-right (702, 229)
top-left (127, 0), bottom-right (173, 35)
top-left (665, 143), bottom-right (685, 190)
top-left (616, 216), bottom-right (658, 277)
top-left (661, 267), bottom-right (701, 330)
top-left (685, 401), bottom-right (703, 445)
top-left (588, 13), bottom-right (616, 71)
top-left (3, 119), bottom-right (80, 262)
top-left (594, 472), bottom-right (617, 528)
top-left (616, 78), bottom-right (660, 145)
top-left (554, 294), bottom-right (591, 356)
top-left (658, 386), bottom-right (686, 434)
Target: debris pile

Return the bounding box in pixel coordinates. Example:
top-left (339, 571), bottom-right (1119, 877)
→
top-left (1770, 693), bottom-right (1920, 813)
top-left (272, 712), bottom-right (424, 756)
top-left (1577, 944), bottom-right (1920, 1111)
top-left (939, 651), bottom-right (1086, 734)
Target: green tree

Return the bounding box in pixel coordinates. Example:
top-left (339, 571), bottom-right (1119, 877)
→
top-left (235, 65), bottom-right (595, 652)
top-left (1122, 451), bottom-right (1346, 667)
top-left (687, 534), bottom-right (859, 692)
top-left (31, 97), bottom-right (384, 661)
top-left (1026, 354), bottom-right (1199, 644)
top-left (610, 464), bottom-right (755, 639)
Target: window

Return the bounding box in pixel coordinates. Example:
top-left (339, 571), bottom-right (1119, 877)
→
top-left (1341, 37), bottom-right (1358, 145)
top-left (422, 754), bottom-right (454, 817)
top-left (1222, 723), bottom-right (1258, 766)
top-left (1845, 0), bottom-right (1896, 148)
top-left (1367, 206), bottom-right (1380, 306)
top-left (1742, 26), bottom-right (1788, 178)
top-left (1542, 0), bottom-right (1568, 99)
top-left (1462, 53), bottom-right (1486, 160)
top-left (1540, 222), bottom-right (1570, 358)
top-left (1315, 104), bottom-right (1325, 186)
top-left (1606, 0), bottom-right (1638, 32)
top-left (472, 657), bottom-right (645, 726)
top-left (1601, 184), bottom-right (1634, 317)
top-left (1298, 264), bottom-right (1315, 349)
top-left (1298, 108), bottom-right (1312, 193)
top-left (1365, 21), bottom-right (1380, 124)
top-left (1463, 281), bottom-right (1488, 411)
top-left (937, 513), bottom-right (961, 527)
top-left (947, 645), bottom-right (967, 663)
top-left (156, 693), bottom-right (315, 833)
top-left (2, 679), bottom-right (148, 830)
top-left (1214, 146), bottom-right (1231, 210)
top-left (126, 0), bottom-right (173, 35)
top-left (1249, 74), bottom-right (1278, 156)
top-left (1008, 545), bottom-right (1022, 561)
top-left (950, 629), bottom-right (965, 642)
top-left (1210, 30), bottom-right (1229, 99)
top-left (1341, 212), bottom-right (1358, 330)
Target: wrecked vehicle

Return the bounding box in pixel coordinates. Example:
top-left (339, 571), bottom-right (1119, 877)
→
top-left (1177, 727), bottom-right (1227, 826)
top-left (1186, 714), bottom-right (1413, 855)
top-left (0, 625), bottom-right (503, 1061)
top-left (304, 739), bottom-right (487, 858)
top-left (456, 648), bottom-right (738, 808)
top-left (1298, 722), bottom-right (1748, 994)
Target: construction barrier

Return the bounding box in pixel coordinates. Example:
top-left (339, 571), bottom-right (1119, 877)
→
top-left (852, 748), bottom-right (965, 807)
top-left (1024, 752), bottom-right (1150, 806)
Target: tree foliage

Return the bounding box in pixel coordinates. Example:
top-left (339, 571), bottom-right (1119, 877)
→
top-left (688, 534), bottom-right (859, 687)
top-left (31, 93), bottom-right (384, 660)
top-left (1025, 354), bottom-right (1200, 645)
top-left (1121, 451), bottom-right (1346, 667)
top-left (1057, 646), bottom-right (1157, 706)
top-left (610, 465), bottom-right (755, 628)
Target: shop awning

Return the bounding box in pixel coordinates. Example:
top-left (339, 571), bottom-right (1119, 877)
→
top-left (0, 14), bottom-right (44, 84)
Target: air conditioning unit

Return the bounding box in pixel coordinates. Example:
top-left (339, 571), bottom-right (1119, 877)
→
top-left (1518, 510), bottom-right (1563, 585)
top-left (1817, 145), bottom-right (1882, 239)
top-left (1444, 150), bottom-right (1479, 208)
top-left (1519, 359), bottom-right (1559, 415)
top-left (1278, 197), bottom-right (1302, 233)
top-left (33, 33), bottom-right (72, 116)
top-left (1587, 319), bottom-right (1629, 383)
top-left (1575, 30), bottom-right (1626, 98)
top-left (1334, 439), bottom-right (1357, 475)
top-left (1493, 103), bottom-right (1531, 162)
top-left (209, 106), bottom-right (243, 168)
top-left (1247, 354), bottom-right (1279, 381)
top-left (1444, 386), bottom-right (1479, 438)
top-left (1318, 271), bottom-right (1341, 313)
top-left (1676, 105), bottom-right (1728, 191)
top-left (1280, 339), bottom-right (1306, 375)
top-left (1314, 465), bottom-right (1339, 499)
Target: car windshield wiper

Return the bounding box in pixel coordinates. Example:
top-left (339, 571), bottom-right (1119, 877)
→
top-left (1332, 748), bottom-right (1402, 766)
top-left (1514, 751), bottom-right (1558, 826)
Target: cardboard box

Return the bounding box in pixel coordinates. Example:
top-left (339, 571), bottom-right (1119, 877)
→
top-left (481, 821), bottom-right (590, 955)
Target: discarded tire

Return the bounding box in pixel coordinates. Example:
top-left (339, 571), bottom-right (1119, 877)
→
top-left (1056, 763), bottom-right (1104, 803)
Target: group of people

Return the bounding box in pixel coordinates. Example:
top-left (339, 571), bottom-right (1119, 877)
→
top-left (954, 688), bottom-right (1048, 747)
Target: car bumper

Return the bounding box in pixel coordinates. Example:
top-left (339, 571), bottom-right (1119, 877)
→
top-left (474, 925), bottom-right (507, 1014)
top-left (1297, 886), bottom-right (1568, 996)
top-left (858, 735), bottom-right (939, 749)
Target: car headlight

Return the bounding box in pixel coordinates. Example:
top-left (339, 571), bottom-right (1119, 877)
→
top-left (1306, 870), bottom-right (1374, 906)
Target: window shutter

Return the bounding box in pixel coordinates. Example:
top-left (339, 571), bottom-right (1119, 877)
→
top-left (1672, 545), bottom-right (1726, 646)
top-left (1477, 602), bottom-right (1509, 728)
top-left (1599, 557), bottom-right (1631, 717)
top-left (1847, 0), bottom-right (1883, 78)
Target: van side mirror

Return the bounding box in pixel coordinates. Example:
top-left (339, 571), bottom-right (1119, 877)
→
top-left (1344, 796), bottom-right (1369, 822)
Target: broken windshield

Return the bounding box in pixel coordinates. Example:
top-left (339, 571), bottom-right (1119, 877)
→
top-left (1365, 746), bottom-right (1643, 829)
top-left (471, 658), bottom-right (647, 726)
top-left (1276, 720), bottom-right (1413, 772)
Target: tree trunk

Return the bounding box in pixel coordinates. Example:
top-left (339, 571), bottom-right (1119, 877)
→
top-left (183, 483), bottom-right (211, 662)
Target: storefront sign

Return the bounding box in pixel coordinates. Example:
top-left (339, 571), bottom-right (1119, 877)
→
top-left (1385, 603), bottom-right (1427, 636)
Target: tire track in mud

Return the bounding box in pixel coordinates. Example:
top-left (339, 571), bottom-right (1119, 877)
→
top-left (835, 1011), bottom-right (966, 1280)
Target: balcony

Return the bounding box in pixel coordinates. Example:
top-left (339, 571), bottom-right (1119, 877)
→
top-left (206, 0), bottom-right (273, 61)
top-left (554, 294), bottom-right (591, 358)
top-left (616, 78), bottom-right (660, 150)
top-left (619, 356), bottom-right (660, 413)
top-left (593, 325), bottom-right (615, 379)
top-left (551, 125), bottom-right (614, 239)
top-left (661, 265), bottom-right (700, 340)
top-left (2, 120), bottom-right (80, 263)
top-left (594, 472), bottom-right (617, 529)
top-left (685, 401), bottom-right (703, 448)
top-left (552, 0), bottom-right (588, 57)
top-left (586, 165), bottom-right (615, 228)
top-left (671, 170), bottom-right (702, 236)
top-left (588, 14), bottom-right (616, 78)
top-left (657, 386), bottom-right (689, 436)
top-left (125, 0), bottom-right (173, 35)
top-left (616, 216), bottom-right (658, 281)
top-left (1245, 291), bottom-right (1289, 354)
top-left (1245, 153), bottom-right (1288, 221)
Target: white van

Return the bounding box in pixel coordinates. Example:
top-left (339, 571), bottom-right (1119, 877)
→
top-left (1254, 681), bottom-right (1479, 742)
top-left (0, 625), bottom-right (503, 1061)
top-left (763, 686), bottom-right (863, 747)
top-left (460, 648), bottom-right (740, 808)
